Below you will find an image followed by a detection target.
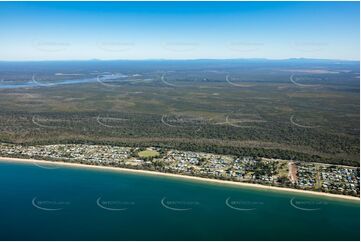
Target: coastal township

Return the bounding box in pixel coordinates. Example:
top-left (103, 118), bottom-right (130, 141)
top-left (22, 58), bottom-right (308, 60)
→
top-left (1, 143), bottom-right (359, 197)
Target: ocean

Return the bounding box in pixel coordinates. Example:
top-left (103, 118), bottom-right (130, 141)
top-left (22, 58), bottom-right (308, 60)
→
top-left (0, 161), bottom-right (359, 240)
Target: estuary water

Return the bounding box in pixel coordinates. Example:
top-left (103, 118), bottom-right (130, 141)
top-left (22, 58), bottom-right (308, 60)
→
top-left (0, 73), bottom-right (126, 89)
top-left (0, 161), bottom-right (359, 240)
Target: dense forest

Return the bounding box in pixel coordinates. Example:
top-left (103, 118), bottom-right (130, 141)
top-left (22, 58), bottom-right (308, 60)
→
top-left (0, 60), bottom-right (359, 166)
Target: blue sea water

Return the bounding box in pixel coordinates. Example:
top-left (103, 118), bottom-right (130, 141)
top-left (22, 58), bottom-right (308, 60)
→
top-left (0, 161), bottom-right (359, 240)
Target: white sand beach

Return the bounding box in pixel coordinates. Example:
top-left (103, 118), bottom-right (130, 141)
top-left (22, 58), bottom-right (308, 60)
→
top-left (0, 156), bottom-right (359, 202)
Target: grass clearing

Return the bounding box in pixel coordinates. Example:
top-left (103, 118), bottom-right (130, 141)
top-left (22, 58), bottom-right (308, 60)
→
top-left (138, 149), bottom-right (160, 158)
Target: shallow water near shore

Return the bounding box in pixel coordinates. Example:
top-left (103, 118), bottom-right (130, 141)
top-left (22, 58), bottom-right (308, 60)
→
top-left (0, 161), bottom-right (359, 240)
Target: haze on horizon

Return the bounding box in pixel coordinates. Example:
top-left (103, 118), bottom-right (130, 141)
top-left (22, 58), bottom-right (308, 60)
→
top-left (0, 1), bottom-right (359, 61)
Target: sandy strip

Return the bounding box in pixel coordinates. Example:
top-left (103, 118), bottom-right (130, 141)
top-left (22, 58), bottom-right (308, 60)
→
top-left (0, 156), bottom-right (359, 202)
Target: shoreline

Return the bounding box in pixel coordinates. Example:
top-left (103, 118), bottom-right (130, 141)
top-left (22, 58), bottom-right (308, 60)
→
top-left (0, 156), bottom-right (359, 202)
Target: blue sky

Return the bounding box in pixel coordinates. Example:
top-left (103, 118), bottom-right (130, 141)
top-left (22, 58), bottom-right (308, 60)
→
top-left (0, 1), bottom-right (359, 61)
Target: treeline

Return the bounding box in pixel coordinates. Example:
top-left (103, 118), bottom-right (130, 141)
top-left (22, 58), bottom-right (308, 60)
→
top-left (0, 111), bottom-right (359, 167)
top-left (2, 137), bottom-right (359, 167)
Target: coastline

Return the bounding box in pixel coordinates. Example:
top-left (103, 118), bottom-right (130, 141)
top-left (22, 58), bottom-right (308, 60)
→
top-left (0, 156), bottom-right (359, 202)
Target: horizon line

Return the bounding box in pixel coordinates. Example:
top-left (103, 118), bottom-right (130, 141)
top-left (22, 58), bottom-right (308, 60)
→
top-left (0, 57), bottom-right (359, 62)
